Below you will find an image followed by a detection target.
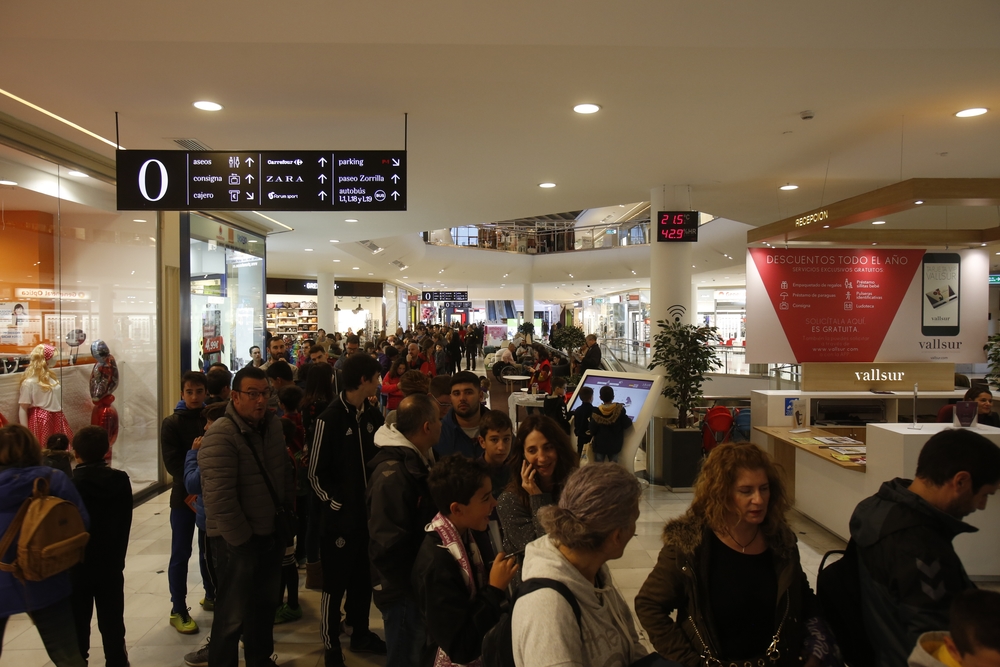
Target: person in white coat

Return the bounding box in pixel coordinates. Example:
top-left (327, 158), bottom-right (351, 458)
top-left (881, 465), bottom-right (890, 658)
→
top-left (511, 463), bottom-right (664, 667)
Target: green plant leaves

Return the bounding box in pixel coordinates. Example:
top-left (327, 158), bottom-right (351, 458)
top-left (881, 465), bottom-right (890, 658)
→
top-left (647, 318), bottom-right (721, 428)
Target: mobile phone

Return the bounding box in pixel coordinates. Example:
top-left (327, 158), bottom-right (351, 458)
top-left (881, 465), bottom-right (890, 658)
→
top-left (921, 252), bottom-right (961, 337)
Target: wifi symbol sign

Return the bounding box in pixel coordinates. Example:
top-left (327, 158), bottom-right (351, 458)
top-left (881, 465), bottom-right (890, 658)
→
top-left (667, 304), bottom-right (686, 322)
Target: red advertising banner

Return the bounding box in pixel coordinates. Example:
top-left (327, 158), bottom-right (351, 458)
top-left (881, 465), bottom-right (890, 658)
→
top-left (750, 249), bottom-right (914, 362)
top-left (747, 248), bottom-right (988, 363)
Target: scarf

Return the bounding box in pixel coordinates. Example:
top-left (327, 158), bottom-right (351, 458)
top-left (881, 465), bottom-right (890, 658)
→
top-left (430, 512), bottom-right (486, 667)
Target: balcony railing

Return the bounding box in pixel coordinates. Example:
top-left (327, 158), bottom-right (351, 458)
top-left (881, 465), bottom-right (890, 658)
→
top-left (425, 220), bottom-right (650, 255)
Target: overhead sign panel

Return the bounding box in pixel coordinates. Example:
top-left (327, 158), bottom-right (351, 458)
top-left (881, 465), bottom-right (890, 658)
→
top-left (422, 291), bottom-right (468, 301)
top-left (656, 211), bottom-right (699, 242)
top-left (116, 150), bottom-right (406, 211)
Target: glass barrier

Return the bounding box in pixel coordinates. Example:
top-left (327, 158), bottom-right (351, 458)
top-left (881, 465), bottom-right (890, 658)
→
top-left (425, 221), bottom-right (650, 255)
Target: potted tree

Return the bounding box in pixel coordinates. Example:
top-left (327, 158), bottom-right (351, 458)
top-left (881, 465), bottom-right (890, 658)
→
top-left (648, 317), bottom-right (721, 488)
top-left (984, 334), bottom-right (1000, 388)
top-left (517, 321), bottom-right (535, 344)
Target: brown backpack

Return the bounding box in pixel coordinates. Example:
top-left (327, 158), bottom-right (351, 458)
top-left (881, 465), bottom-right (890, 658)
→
top-left (0, 475), bottom-right (90, 581)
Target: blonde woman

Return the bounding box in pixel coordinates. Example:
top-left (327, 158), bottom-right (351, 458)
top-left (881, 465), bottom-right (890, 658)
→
top-left (19, 344), bottom-right (73, 444)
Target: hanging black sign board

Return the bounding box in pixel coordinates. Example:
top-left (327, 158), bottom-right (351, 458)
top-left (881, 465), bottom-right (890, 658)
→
top-left (656, 211), bottom-right (699, 242)
top-left (422, 291), bottom-right (468, 301)
top-left (116, 150), bottom-right (406, 211)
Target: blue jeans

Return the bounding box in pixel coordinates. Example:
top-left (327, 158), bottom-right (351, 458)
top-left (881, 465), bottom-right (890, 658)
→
top-left (380, 597), bottom-right (426, 667)
top-left (168, 507), bottom-right (197, 613)
top-left (209, 534), bottom-right (283, 667)
top-left (593, 451), bottom-right (619, 463)
top-left (0, 597), bottom-right (86, 666)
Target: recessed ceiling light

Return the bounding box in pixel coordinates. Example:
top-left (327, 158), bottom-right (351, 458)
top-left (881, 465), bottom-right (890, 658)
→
top-left (0, 179), bottom-right (17, 186)
top-left (915, 200), bottom-right (924, 205)
top-left (631, 270), bottom-right (636, 275)
top-left (779, 184), bottom-right (798, 191)
top-left (872, 221), bottom-right (886, 225)
top-left (345, 219), bottom-right (358, 223)
top-left (193, 101), bottom-right (223, 111)
top-left (955, 108), bottom-right (988, 118)
top-left (329, 239), bottom-right (339, 243)
top-left (304, 248), bottom-right (313, 252)
top-left (133, 218), bottom-right (146, 223)
top-left (368, 272), bottom-right (374, 275)
top-left (573, 104), bottom-right (601, 114)
top-left (872, 242), bottom-right (878, 246)
top-left (333, 259), bottom-right (340, 262)
top-left (402, 276), bottom-right (408, 278)
top-left (352, 267), bottom-right (359, 270)
top-left (823, 225), bottom-right (830, 229)
top-left (538, 182), bottom-right (556, 188)
top-left (67, 170), bottom-right (88, 178)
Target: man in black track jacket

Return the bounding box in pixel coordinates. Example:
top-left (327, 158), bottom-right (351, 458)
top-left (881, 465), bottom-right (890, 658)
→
top-left (308, 353), bottom-right (387, 666)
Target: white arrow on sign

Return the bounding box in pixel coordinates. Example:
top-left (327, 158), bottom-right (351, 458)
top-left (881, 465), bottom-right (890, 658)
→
top-left (392, 158), bottom-right (400, 167)
top-left (318, 191), bottom-right (328, 200)
top-left (246, 157), bottom-right (255, 167)
top-left (318, 174), bottom-right (327, 182)
top-left (318, 157), bottom-right (328, 166)
top-left (391, 191), bottom-right (400, 200)
top-left (245, 174), bottom-right (255, 183)
top-left (246, 192), bottom-right (254, 200)
top-left (391, 174), bottom-right (400, 183)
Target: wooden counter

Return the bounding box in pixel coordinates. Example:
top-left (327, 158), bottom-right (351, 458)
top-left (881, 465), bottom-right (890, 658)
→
top-left (754, 426), bottom-right (866, 505)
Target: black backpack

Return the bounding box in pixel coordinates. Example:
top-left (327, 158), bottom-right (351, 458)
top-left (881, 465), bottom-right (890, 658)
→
top-left (482, 577), bottom-right (582, 667)
top-left (816, 540), bottom-right (875, 667)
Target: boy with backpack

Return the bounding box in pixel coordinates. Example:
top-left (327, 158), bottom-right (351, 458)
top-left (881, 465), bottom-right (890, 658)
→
top-left (542, 377), bottom-right (572, 436)
top-left (589, 385), bottom-right (633, 464)
top-left (69, 425), bottom-right (133, 667)
top-left (0, 423), bottom-right (90, 666)
top-left (411, 454), bottom-right (518, 667)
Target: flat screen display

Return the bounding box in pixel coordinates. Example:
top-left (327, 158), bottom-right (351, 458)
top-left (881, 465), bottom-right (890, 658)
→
top-left (567, 374), bottom-right (656, 421)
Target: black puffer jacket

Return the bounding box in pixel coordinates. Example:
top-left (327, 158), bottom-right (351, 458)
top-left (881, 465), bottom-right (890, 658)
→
top-left (849, 478), bottom-right (977, 667)
top-left (72, 462), bottom-right (132, 571)
top-left (366, 425), bottom-right (436, 607)
top-left (590, 402), bottom-right (632, 456)
top-left (635, 513), bottom-right (817, 667)
top-left (161, 406), bottom-right (206, 509)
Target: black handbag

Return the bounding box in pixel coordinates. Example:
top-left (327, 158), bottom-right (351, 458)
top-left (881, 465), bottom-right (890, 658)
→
top-left (241, 428), bottom-right (296, 545)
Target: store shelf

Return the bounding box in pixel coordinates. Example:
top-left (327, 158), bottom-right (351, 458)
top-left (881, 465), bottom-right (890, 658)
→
top-left (267, 305), bottom-right (319, 337)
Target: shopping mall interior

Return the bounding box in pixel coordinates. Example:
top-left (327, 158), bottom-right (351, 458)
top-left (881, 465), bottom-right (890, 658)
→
top-left (1, 2), bottom-right (999, 666)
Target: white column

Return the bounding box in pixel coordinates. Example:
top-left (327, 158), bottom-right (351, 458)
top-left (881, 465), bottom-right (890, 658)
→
top-left (649, 186), bottom-right (694, 421)
top-left (317, 272), bottom-right (336, 333)
top-left (523, 283), bottom-right (535, 328)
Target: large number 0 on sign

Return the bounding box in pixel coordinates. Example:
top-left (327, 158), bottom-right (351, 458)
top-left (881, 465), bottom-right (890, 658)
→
top-left (138, 159), bottom-right (169, 202)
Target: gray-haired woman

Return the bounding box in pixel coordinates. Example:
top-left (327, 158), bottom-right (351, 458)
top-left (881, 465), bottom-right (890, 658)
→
top-left (510, 463), bottom-right (678, 667)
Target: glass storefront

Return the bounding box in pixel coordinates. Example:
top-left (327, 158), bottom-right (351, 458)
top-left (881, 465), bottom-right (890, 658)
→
top-left (186, 213), bottom-right (266, 372)
top-left (0, 143), bottom-right (160, 495)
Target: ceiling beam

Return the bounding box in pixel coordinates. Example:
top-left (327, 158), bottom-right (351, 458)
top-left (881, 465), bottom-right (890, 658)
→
top-left (747, 178), bottom-right (1000, 244)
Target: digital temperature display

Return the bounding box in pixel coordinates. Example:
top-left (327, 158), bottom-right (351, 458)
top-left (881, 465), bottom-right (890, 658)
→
top-left (657, 211), bottom-right (699, 242)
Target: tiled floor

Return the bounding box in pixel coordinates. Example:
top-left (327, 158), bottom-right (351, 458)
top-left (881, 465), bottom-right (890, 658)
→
top-left (2, 484), bottom-right (849, 667)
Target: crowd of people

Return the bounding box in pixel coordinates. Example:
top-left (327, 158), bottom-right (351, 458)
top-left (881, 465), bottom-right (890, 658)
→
top-left (2, 322), bottom-right (999, 667)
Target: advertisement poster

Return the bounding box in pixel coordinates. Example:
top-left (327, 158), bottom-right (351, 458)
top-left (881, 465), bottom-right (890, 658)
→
top-left (746, 248), bottom-right (987, 363)
top-left (0, 302), bottom-right (43, 348)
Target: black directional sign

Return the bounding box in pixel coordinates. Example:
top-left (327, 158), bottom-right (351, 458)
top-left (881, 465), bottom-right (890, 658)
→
top-left (116, 150), bottom-right (406, 211)
top-left (422, 291), bottom-right (469, 301)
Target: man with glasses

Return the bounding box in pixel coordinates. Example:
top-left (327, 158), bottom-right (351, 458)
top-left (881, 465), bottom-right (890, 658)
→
top-left (333, 335), bottom-right (362, 370)
top-left (199, 366), bottom-right (294, 667)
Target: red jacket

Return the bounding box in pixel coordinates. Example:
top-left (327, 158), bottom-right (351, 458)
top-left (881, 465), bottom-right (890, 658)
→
top-left (382, 374), bottom-right (405, 410)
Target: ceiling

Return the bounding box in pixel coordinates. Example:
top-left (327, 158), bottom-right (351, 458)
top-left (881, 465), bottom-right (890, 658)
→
top-left (2, 1), bottom-right (999, 299)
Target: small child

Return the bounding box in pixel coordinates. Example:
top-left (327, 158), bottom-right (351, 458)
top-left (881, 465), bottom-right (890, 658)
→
top-left (183, 401), bottom-right (227, 613)
top-left (590, 385), bottom-right (633, 464)
top-left (478, 410), bottom-right (513, 500)
top-left (542, 377), bottom-right (572, 436)
top-left (908, 588), bottom-right (1000, 666)
top-left (479, 376), bottom-right (491, 409)
top-left (42, 432), bottom-right (74, 476)
top-left (412, 454), bottom-right (519, 667)
top-left (70, 426), bottom-right (133, 667)
top-left (572, 385), bottom-right (596, 457)
top-left (274, 417), bottom-right (303, 624)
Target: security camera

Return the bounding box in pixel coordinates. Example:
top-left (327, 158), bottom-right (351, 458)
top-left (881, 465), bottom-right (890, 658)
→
top-left (800, 110), bottom-right (815, 120)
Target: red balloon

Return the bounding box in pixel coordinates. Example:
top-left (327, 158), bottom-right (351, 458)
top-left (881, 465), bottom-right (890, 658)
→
top-left (91, 395), bottom-right (119, 459)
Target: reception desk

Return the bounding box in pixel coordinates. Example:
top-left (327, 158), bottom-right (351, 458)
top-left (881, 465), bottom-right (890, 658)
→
top-left (777, 422), bottom-right (1000, 579)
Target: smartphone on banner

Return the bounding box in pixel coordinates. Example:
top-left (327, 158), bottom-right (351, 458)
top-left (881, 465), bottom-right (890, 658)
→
top-left (921, 253), bottom-right (960, 337)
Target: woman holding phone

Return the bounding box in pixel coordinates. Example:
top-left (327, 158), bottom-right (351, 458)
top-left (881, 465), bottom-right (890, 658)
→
top-left (497, 415), bottom-right (579, 559)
